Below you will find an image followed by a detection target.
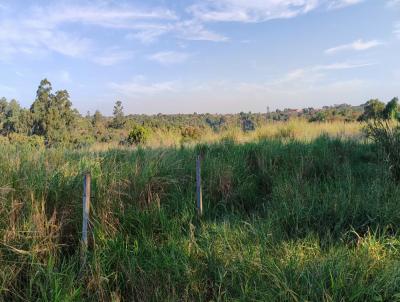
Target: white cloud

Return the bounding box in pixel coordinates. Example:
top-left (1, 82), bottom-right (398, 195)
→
top-left (148, 51), bottom-right (190, 65)
top-left (314, 61), bottom-right (376, 70)
top-left (325, 39), bottom-right (382, 54)
top-left (247, 61), bottom-right (375, 91)
top-left (328, 0), bottom-right (364, 9)
top-left (175, 20), bottom-right (229, 41)
top-left (92, 49), bottom-right (135, 66)
top-left (0, 2), bottom-right (178, 60)
top-left (27, 4), bottom-right (177, 29)
top-left (125, 60), bottom-right (374, 102)
top-left (187, 0), bottom-right (363, 23)
top-left (126, 24), bottom-right (172, 44)
top-left (109, 77), bottom-right (179, 95)
top-left (128, 20), bottom-right (228, 43)
top-left (2, 0), bottom-right (361, 61)
top-left (188, 0), bottom-right (320, 23)
top-left (0, 20), bottom-right (92, 60)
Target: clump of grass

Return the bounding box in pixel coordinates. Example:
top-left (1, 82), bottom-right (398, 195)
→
top-left (365, 119), bottom-right (400, 181)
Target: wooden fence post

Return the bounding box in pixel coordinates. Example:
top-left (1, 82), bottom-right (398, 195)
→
top-left (196, 155), bottom-right (203, 216)
top-left (81, 172), bottom-right (91, 265)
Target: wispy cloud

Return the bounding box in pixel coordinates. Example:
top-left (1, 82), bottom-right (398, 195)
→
top-left (0, 2), bottom-right (178, 60)
top-left (328, 0), bottom-right (364, 9)
top-left (175, 20), bottom-right (228, 42)
top-left (128, 60), bottom-right (374, 98)
top-left (148, 51), bottom-right (190, 65)
top-left (126, 24), bottom-right (172, 44)
top-left (254, 61), bottom-right (375, 90)
top-left (92, 49), bottom-right (135, 66)
top-left (325, 39), bottom-right (382, 54)
top-left (187, 0), bottom-right (363, 23)
top-left (314, 61), bottom-right (376, 70)
top-left (28, 4), bottom-right (177, 29)
top-left (0, 0), bottom-right (367, 62)
top-left (109, 77), bottom-right (179, 95)
top-left (188, 0), bottom-right (320, 23)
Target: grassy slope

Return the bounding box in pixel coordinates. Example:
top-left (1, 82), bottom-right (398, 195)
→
top-left (0, 135), bottom-right (400, 301)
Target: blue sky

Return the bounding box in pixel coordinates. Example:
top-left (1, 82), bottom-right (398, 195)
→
top-left (0, 0), bottom-right (399, 114)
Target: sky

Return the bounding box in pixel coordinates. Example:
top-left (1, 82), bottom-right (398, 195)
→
top-left (0, 0), bottom-right (399, 115)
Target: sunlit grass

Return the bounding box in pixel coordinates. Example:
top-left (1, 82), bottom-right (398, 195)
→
top-left (86, 120), bottom-right (364, 152)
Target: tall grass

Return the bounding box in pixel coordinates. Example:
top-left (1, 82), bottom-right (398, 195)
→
top-left (88, 120), bottom-right (363, 151)
top-left (0, 125), bottom-right (399, 301)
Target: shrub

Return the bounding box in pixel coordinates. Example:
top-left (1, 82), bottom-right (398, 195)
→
top-left (127, 125), bottom-right (150, 145)
top-left (71, 134), bottom-right (96, 148)
top-left (181, 126), bottom-right (202, 141)
top-left (8, 133), bottom-right (45, 148)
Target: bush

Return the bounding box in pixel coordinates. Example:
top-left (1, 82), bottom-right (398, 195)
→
top-left (181, 126), bottom-right (202, 141)
top-left (71, 134), bottom-right (96, 148)
top-left (127, 125), bottom-right (150, 145)
top-left (8, 133), bottom-right (45, 148)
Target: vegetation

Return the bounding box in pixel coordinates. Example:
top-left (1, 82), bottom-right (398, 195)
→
top-left (127, 125), bottom-right (150, 146)
top-left (359, 98), bottom-right (399, 122)
top-left (1, 132), bottom-right (400, 301)
top-left (1, 79), bottom-right (400, 301)
top-left (1, 78), bottom-right (397, 150)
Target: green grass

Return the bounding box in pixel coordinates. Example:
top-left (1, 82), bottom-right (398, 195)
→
top-left (1, 136), bottom-right (400, 301)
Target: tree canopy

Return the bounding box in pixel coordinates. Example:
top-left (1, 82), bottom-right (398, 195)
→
top-left (30, 79), bottom-right (77, 145)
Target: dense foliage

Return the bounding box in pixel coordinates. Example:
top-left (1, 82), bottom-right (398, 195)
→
top-left (127, 125), bottom-right (150, 145)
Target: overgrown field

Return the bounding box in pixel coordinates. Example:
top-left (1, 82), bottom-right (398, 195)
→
top-left (90, 120), bottom-right (363, 150)
top-left (1, 134), bottom-right (400, 301)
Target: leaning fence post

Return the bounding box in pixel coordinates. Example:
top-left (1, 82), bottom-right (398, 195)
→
top-left (196, 155), bottom-right (203, 216)
top-left (81, 172), bottom-right (91, 265)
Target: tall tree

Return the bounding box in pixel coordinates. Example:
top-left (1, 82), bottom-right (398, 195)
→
top-left (2, 99), bottom-right (21, 134)
top-left (2, 99), bottom-right (30, 135)
top-left (111, 100), bottom-right (125, 129)
top-left (30, 79), bottom-right (53, 136)
top-left (0, 97), bottom-right (8, 128)
top-left (30, 79), bottom-right (77, 145)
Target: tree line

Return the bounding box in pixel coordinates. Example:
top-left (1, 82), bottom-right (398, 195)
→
top-left (0, 79), bottom-right (398, 147)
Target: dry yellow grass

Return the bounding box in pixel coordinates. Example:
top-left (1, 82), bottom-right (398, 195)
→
top-left (153, 120), bottom-right (364, 146)
top-left (87, 119), bottom-right (364, 152)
